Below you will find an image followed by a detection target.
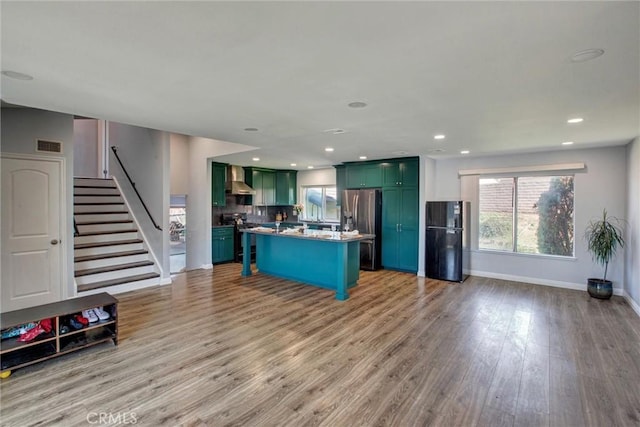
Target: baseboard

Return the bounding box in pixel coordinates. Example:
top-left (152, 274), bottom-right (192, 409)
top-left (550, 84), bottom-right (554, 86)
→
top-left (623, 290), bottom-right (640, 318)
top-left (160, 277), bottom-right (172, 285)
top-left (468, 269), bottom-right (624, 296)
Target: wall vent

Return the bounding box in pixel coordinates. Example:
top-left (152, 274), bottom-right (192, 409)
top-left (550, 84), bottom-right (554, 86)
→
top-left (36, 139), bottom-right (63, 153)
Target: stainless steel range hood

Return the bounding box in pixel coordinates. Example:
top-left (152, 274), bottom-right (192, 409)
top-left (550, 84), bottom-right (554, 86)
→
top-left (226, 165), bottom-right (256, 195)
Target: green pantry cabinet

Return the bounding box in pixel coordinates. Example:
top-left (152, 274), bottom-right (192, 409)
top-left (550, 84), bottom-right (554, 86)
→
top-left (342, 157), bottom-right (419, 273)
top-left (211, 162), bottom-right (227, 207)
top-left (212, 227), bottom-right (234, 263)
top-left (275, 171), bottom-right (297, 205)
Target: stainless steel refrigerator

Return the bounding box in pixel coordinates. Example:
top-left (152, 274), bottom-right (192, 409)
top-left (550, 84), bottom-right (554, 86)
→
top-left (341, 189), bottom-right (382, 271)
top-left (425, 201), bottom-right (470, 282)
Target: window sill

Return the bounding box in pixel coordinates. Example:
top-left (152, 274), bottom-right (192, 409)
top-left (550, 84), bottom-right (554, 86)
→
top-left (472, 249), bottom-right (577, 261)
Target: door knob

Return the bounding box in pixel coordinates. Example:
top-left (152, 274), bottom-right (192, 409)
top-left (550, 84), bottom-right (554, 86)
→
top-left (51, 239), bottom-right (59, 245)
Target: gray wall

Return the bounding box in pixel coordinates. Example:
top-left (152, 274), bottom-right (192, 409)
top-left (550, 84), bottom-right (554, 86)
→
top-left (1, 107), bottom-right (76, 299)
top-left (108, 122), bottom-right (170, 279)
top-left (626, 138), bottom-right (639, 309)
top-left (425, 146), bottom-right (628, 291)
top-left (170, 133), bottom-right (189, 195)
top-left (73, 118), bottom-right (100, 178)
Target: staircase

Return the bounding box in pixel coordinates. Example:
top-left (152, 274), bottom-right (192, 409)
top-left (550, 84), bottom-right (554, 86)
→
top-left (74, 177), bottom-right (160, 295)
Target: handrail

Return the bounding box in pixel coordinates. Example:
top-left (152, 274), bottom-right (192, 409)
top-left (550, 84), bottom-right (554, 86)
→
top-left (110, 146), bottom-right (162, 231)
top-left (73, 218), bottom-right (79, 236)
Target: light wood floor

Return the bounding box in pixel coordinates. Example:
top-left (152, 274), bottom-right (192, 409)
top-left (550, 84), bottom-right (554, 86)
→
top-left (2, 264), bottom-right (640, 426)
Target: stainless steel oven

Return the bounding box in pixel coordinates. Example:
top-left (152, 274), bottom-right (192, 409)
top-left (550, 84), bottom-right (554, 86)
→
top-left (220, 213), bottom-right (257, 263)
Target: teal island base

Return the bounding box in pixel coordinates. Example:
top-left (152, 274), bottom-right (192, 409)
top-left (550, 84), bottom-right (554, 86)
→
top-left (241, 231), bottom-right (362, 300)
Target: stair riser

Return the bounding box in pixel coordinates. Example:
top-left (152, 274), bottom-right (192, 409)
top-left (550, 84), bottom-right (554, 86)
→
top-left (74, 187), bottom-right (119, 196)
top-left (78, 277), bottom-right (161, 295)
top-left (75, 266), bottom-right (157, 285)
top-left (74, 254), bottom-right (150, 270)
top-left (74, 196), bottom-right (123, 204)
top-left (75, 204), bottom-right (128, 213)
top-left (74, 242), bottom-right (145, 257)
top-left (74, 232), bottom-right (139, 245)
top-left (74, 213), bottom-right (131, 222)
top-left (73, 179), bottom-right (115, 188)
top-left (76, 223), bottom-right (136, 233)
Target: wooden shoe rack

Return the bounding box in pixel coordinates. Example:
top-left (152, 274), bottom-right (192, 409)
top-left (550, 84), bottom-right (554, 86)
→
top-left (0, 292), bottom-right (118, 378)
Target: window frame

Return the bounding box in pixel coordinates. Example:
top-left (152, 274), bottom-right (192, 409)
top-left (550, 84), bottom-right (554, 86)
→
top-left (299, 185), bottom-right (338, 222)
top-left (477, 174), bottom-right (575, 258)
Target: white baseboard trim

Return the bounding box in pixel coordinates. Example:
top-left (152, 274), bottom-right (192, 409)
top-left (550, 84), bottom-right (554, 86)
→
top-left (160, 277), bottom-right (172, 286)
top-left (623, 290), bottom-right (640, 318)
top-left (468, 269), bottom-right (624, 296)
top-left (199, 263), bottom-right (214, 270)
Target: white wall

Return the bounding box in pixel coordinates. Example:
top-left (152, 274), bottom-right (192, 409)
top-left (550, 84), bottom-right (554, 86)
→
top-left (425, 146), bottom-right (628, 292)
top-left (625, 138), bottom-right (639, 311)
top-left (73, 119), bottom-right (100, 178)
top-left (170, 133), bottom-right (189, 195)
top-left (108, 122), bottom-right (170, 280)
top-left (1, 107), bottom-right (76, 299)
top-left (186, 136), bottom-right (256, 270)
top-left (297, 167), bottom-right (336, 204)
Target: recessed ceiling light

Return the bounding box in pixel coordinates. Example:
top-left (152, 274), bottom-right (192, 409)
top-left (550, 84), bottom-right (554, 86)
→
top-left (325, 147), bottom-right (334, 152)
top-left (562, 141), bottom-right (574, 145)
top-left (348, 101), bottom-right (367, 108)
top-left (307, 166), bottom-right (314, 169)
top-left (1, 70), bottom-right (33, 80)
top-left (460, 150), bottom-right (470, 154)
top-left (571, 48), bottom-right (604, 63)
top-left (567, 118), bottom-right (584, 124)
top-left (244, 127), bottom-right (259, 132)
top-left (434, 134), bottom-right (446, 140)
top-left (359, 156), bottom-right (367, 160)
top-left (290, 163), bottom-right (297, 167)
top-left (252, 157), bottom-right (260, 161)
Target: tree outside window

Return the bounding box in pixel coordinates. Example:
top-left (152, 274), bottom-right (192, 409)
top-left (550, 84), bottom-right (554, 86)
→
top-left (301, 186), bottom-right (338, 222)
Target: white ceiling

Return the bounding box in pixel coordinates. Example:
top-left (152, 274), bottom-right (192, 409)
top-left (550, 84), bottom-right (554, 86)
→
top-left (1, 1), bottom-right (639, 169)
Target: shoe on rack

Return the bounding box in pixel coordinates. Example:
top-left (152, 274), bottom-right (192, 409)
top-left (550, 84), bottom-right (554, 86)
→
top-left (75, 314), bottom-right (89, 326)
top-left (69, 317), bottom-right (84, 330)
top-left (17, 325), bottom-right (44, 342)
top-left (59, 324), bottom-right (70, 334)
top-left (93, 306), bottom-right (110, 321)
top-left (82, 309), bottom-right (98, 323)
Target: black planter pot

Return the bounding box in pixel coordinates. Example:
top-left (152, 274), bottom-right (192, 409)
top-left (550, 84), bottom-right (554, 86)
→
top-left (587, 278), bottom-right (613, 299)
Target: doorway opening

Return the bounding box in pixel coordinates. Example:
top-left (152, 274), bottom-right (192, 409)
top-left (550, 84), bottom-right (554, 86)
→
top-left (170, 195), bottom-right (187, 274)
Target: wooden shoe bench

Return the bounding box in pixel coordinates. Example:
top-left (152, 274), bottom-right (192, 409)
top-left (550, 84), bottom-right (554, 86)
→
top-left (0, 292), bottom-right (118, 378)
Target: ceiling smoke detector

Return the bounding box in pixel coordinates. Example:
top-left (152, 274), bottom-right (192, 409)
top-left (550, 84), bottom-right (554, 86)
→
top-left (348, 101), bottom-right (367, 108)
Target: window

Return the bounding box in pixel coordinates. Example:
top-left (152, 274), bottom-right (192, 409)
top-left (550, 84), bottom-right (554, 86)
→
top-left (301, 186), bottom-right (338, 222)
top-left (478, 175), bottom-right (574, 256)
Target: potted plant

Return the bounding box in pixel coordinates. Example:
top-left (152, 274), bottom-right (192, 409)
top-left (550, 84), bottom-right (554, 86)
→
top-left (584, 209), bottom-right (625, 299)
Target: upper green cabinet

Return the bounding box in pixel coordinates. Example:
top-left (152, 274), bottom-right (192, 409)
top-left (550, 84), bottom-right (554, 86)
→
top-left (211, 162), bottom-right (227, 207)
top-left (345, 163), bottom-right (382, 188)
top-left (382, 159), bottom-right (419, 187)
top-left (276, 171), bottom-right (297, 205)
top-left (335, 165), bottom-right (346, 206)
top-left (245, 167), bottom-right (295, 206)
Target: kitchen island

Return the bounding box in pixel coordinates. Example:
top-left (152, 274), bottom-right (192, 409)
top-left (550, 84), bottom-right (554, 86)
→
top-left (241, 228), bottom-right (373, 300)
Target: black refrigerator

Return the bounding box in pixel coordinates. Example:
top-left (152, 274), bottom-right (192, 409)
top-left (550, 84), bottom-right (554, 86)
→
top-left (425, 201), bottom-right (470, 282)
top-left (341, 189), bottom-right (382, 271)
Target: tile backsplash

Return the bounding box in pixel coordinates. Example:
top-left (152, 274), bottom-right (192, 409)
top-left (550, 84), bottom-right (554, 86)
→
top-left (212, 194), bottom-right (295, 225)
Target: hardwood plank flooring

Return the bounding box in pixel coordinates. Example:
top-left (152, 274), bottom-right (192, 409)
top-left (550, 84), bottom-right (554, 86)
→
top-left (2, 264), bottom-right (640, 426)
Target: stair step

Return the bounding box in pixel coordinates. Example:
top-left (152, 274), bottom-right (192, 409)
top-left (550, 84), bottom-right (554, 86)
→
top-left (74, 185), bottom-right (117, 189)
top-left (74, 249), bottom-right (149, 263)
top-left (74, 239), bottom-right (144, 250)
top-left (75, 220), bottom-right (133, 226)
top-left (77, 272), bottom-right (161, 293)
top-left (75, 260), bottom-right (155, 277)
top-left (74, 202), bottom-right (125, 205)
top-left (74, 211), bottom-right (129, 215)
top-left (76, 229), bottom-right (137, 236)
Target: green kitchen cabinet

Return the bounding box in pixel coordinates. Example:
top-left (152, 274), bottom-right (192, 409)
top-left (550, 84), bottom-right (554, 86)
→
top-left (212, 227), bottom-right (234, 264)
top-left (245, 168), bottom-right (276, 205)
top-left (335, 165), bottom-right (346, 206)
top-left (381, 186), bottom-right (419, 272)
top-left (211, 162), bottom-right (227, 207)
top-left (345, 163), bottom-right (382, 188)
top-left (382, 158), bottom-right (419, 187)
top-left (276, 170), bottom-right (297, 205)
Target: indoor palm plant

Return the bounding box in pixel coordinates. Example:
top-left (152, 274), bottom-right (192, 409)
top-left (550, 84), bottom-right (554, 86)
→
top-left (584, 209), bottom-right (625, 299)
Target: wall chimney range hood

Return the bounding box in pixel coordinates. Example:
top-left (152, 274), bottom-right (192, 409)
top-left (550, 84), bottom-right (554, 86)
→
top-left (226, 165), bottom-right (256, 195)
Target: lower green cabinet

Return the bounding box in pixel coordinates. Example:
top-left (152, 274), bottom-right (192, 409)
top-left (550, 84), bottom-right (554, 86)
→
top-left (212, 227), bottom-right (234, 264)
top-left (381, 187), bottom-right (419, 272)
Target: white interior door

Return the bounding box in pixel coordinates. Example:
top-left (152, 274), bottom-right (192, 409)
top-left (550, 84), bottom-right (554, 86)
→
top-left (1, 156), bottom-right (63, 312)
